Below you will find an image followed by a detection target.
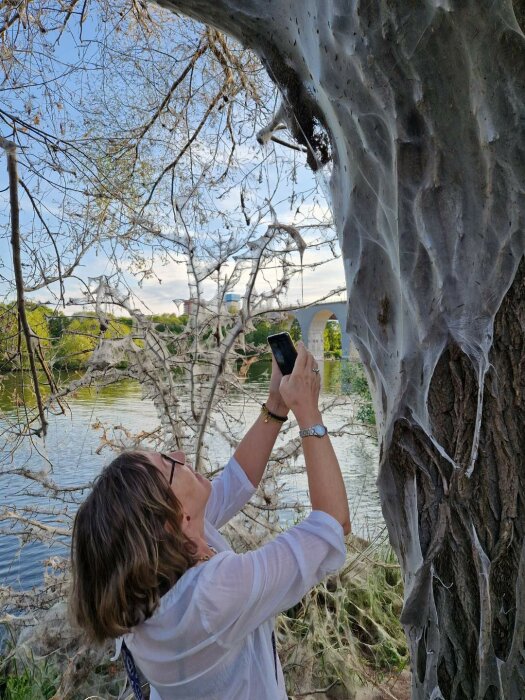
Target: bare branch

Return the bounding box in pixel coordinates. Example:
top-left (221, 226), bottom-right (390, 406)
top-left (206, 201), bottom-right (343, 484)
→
top-left (1, 137), bottom-right (48, 437)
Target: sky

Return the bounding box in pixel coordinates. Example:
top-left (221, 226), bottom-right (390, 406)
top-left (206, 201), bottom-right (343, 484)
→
top-left (0, 4), bottom-right (348, 318)
top-left (0, 150), bottom-right (347, 315)
top-left (9, 197), bottom-right (347, 316)
top-left (126, 242), bottom-right (347, 316)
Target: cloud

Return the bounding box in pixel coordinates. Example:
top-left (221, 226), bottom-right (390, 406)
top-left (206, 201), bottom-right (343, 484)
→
top-left (17, 211), bottom-right (346, 316)
top-left (124, 243), bottom-right (346, 314)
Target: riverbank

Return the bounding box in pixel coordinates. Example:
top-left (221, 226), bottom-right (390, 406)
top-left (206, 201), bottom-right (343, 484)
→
top-left (1, 533), bottom-right (407, 700)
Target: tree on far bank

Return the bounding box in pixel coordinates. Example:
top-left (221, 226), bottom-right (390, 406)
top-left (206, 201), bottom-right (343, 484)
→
top-left (53, 315), bottom-right (134, 370)
top-left (0, 304), bottom-right (52, 372)
top-left (289, 318), bottom-right (302, 343)
top-left (151, 314), bottom-right (188, 334)
top-left (323, 320), bottom-right (341, 358)
top-left (244, 317), bottom-right (289, 348)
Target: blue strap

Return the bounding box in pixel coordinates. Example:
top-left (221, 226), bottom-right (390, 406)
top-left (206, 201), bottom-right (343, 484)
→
top-left (272, 631), bottom-right (278, 682)
top-left (121, 640), bottom-right (146, 700)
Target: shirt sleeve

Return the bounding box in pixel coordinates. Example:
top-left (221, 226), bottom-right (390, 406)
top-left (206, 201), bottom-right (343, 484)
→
top-left (205, 455), bottom-right (257, 529)
top-left (198, 510), bottom-right (346, 645)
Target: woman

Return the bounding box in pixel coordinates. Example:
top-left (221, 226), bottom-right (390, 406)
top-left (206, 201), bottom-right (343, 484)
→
top-left (70, 341), bottom-right (351, 700)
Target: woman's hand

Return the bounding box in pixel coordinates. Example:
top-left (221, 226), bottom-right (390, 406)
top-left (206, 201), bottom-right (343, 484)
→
top-left (279, 341), bottom-right (321, 426)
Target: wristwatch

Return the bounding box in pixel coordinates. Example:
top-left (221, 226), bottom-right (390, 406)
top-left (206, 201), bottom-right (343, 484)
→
top-left (299, 424), bottom-right (328, 438)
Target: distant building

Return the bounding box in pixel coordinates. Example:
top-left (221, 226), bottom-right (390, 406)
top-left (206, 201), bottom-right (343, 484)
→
top-left (183, 299), bottom-right (197, 316)
top-left (182, 295), bottom-right (240, 316)
top-left (224, 292), bottom-right (241, 313)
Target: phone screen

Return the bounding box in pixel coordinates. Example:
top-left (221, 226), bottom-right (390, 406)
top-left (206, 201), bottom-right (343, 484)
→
top-left (268, 332), bottom-right (297, 375)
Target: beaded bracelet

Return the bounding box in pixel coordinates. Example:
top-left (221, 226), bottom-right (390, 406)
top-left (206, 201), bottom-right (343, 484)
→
top-left (261, 402), bottom-right (288, 424)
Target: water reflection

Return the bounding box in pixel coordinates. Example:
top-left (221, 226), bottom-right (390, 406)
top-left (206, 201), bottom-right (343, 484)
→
top-left (0, 360), bottom-right (382, 591)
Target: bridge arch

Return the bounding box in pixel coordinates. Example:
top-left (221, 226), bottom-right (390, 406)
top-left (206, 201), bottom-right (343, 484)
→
top-left (289, 302), bottom-right (358, 361)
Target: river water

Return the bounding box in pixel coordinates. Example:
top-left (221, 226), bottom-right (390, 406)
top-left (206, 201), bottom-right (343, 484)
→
top-left (0, 360), bottom-right (384, 592)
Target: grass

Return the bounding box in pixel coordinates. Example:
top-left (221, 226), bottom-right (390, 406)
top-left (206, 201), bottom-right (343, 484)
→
top-left (2, 669), bottom-right (57, 700)
top-left (0, 650), bottom-right (59, 700)
top-left (279, 537), bottom-right (407, 697)
top-left (0, 623), bottom-right (129, 700)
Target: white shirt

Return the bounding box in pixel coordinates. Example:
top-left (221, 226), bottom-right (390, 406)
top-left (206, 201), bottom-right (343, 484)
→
top-left (121, 456), bottom-right (346, 700)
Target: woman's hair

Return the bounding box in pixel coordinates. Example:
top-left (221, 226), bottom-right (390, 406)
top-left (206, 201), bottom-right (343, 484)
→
top-left (70, 450), bottom-right (197, 643)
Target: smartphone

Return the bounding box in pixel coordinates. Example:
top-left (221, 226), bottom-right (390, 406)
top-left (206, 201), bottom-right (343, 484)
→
top-left (267, 332), bottom-right (298, 375)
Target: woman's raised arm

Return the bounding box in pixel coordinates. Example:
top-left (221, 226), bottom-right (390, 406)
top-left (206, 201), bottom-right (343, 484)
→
top-left (280, 342), bottom-right (351, 534)
top-left (233, 356), bottom-right (289, 488)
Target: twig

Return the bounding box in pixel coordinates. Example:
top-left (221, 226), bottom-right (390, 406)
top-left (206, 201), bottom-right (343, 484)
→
top-left (270, 135), bottom-right (308, 153)
top-left (142, 86), bottom-right (227, 208)
top-left (1, 509), bottom-right (70, 538)
top-left (135, 39), bottom-right (209, 145)
top-left (292, 680), bottom-right (339, 696)
top-left (18, 178), bottom-right (65, 302)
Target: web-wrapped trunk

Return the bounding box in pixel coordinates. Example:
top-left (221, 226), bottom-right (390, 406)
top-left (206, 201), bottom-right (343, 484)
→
top-left (154, 1), bottom-right (525, 697)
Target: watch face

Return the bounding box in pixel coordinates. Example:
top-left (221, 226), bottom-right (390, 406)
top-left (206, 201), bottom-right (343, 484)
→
top-left (313, 424), bottom-right (327, 437)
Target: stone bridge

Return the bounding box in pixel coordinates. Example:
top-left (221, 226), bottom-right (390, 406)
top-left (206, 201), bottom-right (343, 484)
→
top-left (285, 302), bottom-right (359, 361)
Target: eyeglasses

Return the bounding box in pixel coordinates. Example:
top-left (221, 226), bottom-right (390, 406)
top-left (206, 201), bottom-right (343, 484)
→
top-left (160, 453), bottom-right (185, 486)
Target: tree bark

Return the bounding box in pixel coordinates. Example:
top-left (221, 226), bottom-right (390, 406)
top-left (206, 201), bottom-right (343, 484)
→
top-left (383, 256), bottom-right (525, 698)
top-left (153, 1), bottom-right (525, 696)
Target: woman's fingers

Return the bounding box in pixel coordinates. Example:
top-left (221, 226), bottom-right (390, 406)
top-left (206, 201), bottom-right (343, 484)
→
top-left (301, 344), bottom-right (318, 375)
top-left (271, 354), bottom-right (283, 378)
top-left (279, 341), bottom-right (321, 414)
top-left (269, 355), bottom-right (283, 394)
top-left (290, 341), bottom-right (319, 378)
top-left (305, 351), bottom-right (315, 372)
top-left (279, 374), bottom-right (290, 390)
top-left (292, 340), bottom-right (308, 373)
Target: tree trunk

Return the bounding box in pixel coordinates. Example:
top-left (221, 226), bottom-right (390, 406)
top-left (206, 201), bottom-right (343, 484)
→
top-left (155, 1), bottom-right (525, 696)
top-left (383, 257), bottom-right (525, 698)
